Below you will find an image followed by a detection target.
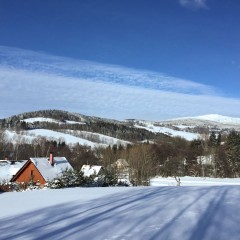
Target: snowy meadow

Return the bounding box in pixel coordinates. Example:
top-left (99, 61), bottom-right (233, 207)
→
top-left (0, 179), bottom-right (240, 240)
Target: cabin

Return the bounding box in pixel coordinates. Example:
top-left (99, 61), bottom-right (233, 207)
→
top-left (11, 153), bottom-right (73, 185)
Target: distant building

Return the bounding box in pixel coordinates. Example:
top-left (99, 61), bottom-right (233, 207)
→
top-left (113, 159), bottom-right (131, 184)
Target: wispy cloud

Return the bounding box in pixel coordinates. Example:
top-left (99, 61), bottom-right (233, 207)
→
top-left (0, 46), bottom-right (240, 121)
top-left (0, 46), bottom-right (214, 95)
top-left (179, 0), bottom-right (209, 10)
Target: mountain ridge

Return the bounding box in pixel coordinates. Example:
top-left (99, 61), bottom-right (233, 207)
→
top-left (1, 110), bottom-right (240, 143)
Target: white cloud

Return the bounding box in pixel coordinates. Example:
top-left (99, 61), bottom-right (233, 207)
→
top-left (0, 46), bottom-right (240, 121)
top-left (0, 46), bottom-right (215, 95)
top-left (179, 0), bottom-right (208, 10)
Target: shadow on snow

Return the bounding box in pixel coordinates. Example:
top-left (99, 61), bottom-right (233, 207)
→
top-left (0, 186), bottom-right (239, 240)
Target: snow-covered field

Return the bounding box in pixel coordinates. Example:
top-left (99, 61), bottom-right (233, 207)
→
top-left (150, 176), bottom-right (240, 186)
top-left (1, 179), bottom-right (240, 240)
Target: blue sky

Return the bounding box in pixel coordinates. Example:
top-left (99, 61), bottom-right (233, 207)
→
top-left (0, 0), bottom-right (240, 120)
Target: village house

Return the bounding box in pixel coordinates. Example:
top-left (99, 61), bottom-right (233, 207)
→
top-left (113, 159), bottom-right (131, 184)
top-left (11, 153), bottom-right (73, 185)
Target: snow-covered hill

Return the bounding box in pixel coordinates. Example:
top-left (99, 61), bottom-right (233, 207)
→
top-left (161, 114), bottom-right (240, 129)
top-left (0, 183), bottom-right (240, 240)
top-left (3, 111), bottom-right (240, 143)
top-left (193, 114), bottom-right (240, 124)
top-left (4, 129), bottom-right (130, 148)
top-left (1, 113), bottom-right (132, 147)
top-left (133, 114), bottom-right (240, 141)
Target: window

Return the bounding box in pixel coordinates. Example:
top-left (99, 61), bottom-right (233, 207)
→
top-left (30, 170), bottom-right (34, 181)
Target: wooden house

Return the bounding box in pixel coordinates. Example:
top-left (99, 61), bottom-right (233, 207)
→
top-left (11, 153), bottom-right (73, 185)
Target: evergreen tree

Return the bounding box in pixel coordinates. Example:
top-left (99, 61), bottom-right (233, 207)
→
top-left (225, 131), bottom-right (240, 177)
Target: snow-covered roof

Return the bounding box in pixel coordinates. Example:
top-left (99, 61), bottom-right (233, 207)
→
top-left (81, 165), bottom-right (102, 177)
top-left (0, 160), bottom-right (27, 182)
top-left (29, 157), bottom-right (73, 181)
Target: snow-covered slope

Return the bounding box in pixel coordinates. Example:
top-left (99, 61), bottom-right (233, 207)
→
top-left (193, 114), bottom-right (240, 124)
top-left (140, 114), bottom-right (240, 138)
top-left (65, 130), bottom-right (131, 146)
top-left (130, 114), bottom-right (240, 141)
top-left (28, 129), bottom-right (105, 147)
top-left (0, 184), bottom-right (240, 240)
top-left (4, 129), bottom-right (100, 147)
top-left (4, 129), bottom-right (130, 148)
top-left (22, 117), bottom-right (59, 124)
top-left (22, 117), bottom-right (85, 125)
top-left (163, 114), bottom-right (240, 128)
top-left (134, 124), bottom-right (200, 141)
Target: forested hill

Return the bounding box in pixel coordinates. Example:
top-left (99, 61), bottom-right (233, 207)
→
top-left (0, 110), bottom-right (166, 142)
top-left (0, 109), bottom-right (115, 126)
top-left (2, 110), bottom-right (240, 143)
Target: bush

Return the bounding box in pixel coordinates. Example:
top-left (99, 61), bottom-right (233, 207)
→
top-left (46, 168), bottom-right (124, 189)
top-left (0, 181), bottom-right (29, 192)
top-left (47, 169), bottom-right (88, 189)
top-left (98, 169), bottom-right (118, 187)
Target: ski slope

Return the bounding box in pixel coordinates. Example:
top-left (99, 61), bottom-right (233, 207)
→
top-left (0, 184), bottom-right (239, 240)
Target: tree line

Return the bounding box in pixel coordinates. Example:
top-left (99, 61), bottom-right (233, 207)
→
top-left (1, 130), bottom-right (240, 186)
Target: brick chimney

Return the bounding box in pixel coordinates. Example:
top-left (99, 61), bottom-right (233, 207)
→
top-left (49, 152), bottom-right (54, 166)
